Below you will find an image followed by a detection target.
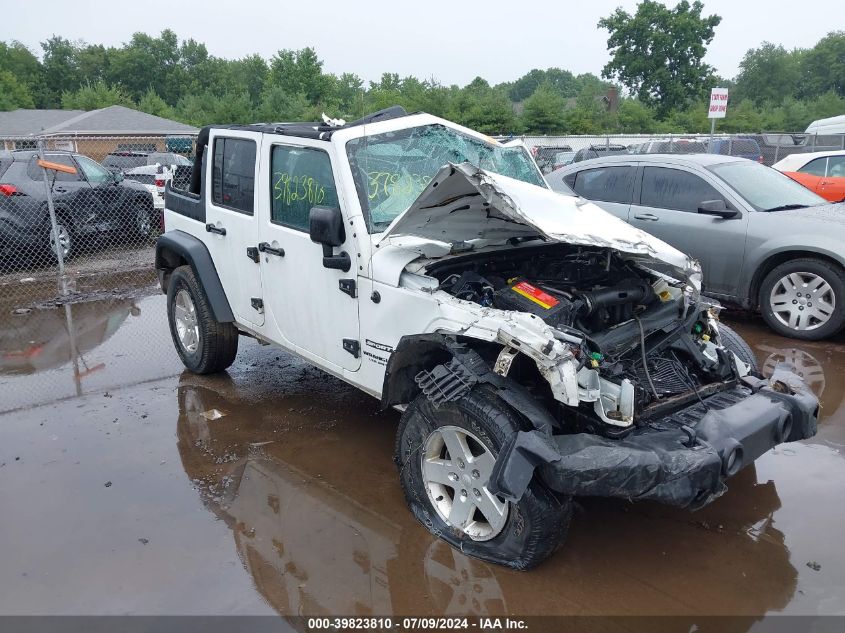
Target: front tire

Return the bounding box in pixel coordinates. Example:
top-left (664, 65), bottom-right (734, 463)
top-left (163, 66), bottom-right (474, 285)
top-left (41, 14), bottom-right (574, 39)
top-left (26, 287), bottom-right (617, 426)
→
top-left (395, 385), bottom-right (571, 570)
top-left (45, 216), bottom-right (75, 264)
top-left (167, 265), bottom-right (238, 374)
top-left (759, 258), bottom-right (845, 340)
top-left (717, 322), bottom-right (760, 372)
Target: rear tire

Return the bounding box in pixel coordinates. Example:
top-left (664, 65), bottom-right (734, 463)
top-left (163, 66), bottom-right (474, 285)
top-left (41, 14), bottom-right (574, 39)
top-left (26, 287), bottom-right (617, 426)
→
top-left (759, 258), bottom-right (845, 340)
top-left (395, 385), bottom-right (571, 570)
top-left (132, 197), bottom-right (154, 242)
top-left (167, 265), bottom-right (238, 374)
top-left (717, 322), bottom-right (759, 372)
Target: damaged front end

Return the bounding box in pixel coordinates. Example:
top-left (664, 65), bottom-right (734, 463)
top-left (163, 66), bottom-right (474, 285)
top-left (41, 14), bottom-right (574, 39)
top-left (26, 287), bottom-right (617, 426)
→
top-left (381, 162), bottom-right (819, 511)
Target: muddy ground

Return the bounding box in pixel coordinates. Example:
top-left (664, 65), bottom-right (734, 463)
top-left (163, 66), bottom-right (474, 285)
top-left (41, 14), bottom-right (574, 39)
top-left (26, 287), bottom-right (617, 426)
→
top-left (1, 278), bottom-right (844, 623)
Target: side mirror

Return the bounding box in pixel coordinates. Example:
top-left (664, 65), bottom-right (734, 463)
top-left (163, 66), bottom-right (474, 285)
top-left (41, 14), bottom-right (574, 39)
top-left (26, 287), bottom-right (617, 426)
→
top-left (697, 199), bottom-right (738, 218)
top-left (309, 206), bottom-right (350, 272)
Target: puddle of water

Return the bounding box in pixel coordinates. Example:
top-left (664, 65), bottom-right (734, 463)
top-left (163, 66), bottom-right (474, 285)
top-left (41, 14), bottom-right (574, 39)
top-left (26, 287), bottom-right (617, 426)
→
top-left (0, 291), bottom-right (184, 412)
top-left (2, 292), bottom-right (845, 621)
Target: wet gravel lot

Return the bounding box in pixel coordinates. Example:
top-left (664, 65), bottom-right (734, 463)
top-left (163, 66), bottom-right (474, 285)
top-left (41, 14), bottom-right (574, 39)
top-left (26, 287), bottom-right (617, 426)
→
top-left (2, 284), bottom-right (844, 619)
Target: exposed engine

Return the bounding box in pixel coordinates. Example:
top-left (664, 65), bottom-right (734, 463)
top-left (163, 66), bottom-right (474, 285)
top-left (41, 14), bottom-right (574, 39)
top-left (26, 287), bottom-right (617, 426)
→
top-left (429, 244), bottom-right (740, 431)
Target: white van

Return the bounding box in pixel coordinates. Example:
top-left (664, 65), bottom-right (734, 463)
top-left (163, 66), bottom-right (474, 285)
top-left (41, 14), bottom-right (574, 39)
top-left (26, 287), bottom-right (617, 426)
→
top-left (806, 114), bottom-right (845, 135)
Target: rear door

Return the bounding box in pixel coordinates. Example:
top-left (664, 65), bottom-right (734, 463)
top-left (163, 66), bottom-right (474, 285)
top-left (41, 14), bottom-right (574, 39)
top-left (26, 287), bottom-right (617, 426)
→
top-left (629, 165), bottom-right (749, 296)
top-left (258, 140), bottom-right (360, 372)
top-left (560, 164), bottom-right (636, 221)
top-left (819, 156), bottom-right (845, 202)
top-left (204, 132), bottom-right (264, 327)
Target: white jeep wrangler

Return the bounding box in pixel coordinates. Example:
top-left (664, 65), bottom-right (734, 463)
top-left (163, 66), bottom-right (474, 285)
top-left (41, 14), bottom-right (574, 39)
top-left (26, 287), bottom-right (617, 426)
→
top-left (156, 107), bottom-right (818, 569)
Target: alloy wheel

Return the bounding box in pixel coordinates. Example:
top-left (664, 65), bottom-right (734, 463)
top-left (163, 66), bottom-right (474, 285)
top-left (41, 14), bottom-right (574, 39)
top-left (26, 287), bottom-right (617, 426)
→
top-left (421, 425), bottom-right (508, 541)
top-left (49, 223), bottom-right (71, 259)
top-left (174, 289), bottom-right (200, 353)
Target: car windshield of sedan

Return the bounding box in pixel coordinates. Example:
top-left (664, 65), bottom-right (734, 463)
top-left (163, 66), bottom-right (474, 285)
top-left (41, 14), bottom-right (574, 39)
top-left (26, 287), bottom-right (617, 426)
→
top-left (346, 124), bottom-right (546, 232)
top-left (709, 161), bottom-right (826, 211)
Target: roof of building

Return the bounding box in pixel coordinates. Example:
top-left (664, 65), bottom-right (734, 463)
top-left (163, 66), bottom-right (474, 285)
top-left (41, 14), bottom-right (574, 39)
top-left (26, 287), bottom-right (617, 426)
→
top-left (0, 105), bottom-right (198, 137)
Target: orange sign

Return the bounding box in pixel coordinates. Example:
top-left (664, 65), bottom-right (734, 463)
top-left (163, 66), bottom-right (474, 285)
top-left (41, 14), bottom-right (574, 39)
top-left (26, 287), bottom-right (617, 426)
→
top-left (37, 159), bottom-right (77, 175)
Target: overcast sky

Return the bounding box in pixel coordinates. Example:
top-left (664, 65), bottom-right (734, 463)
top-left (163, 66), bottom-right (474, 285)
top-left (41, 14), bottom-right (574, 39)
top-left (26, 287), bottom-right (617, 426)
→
top-left (3, 0), bottom-right (837, 86)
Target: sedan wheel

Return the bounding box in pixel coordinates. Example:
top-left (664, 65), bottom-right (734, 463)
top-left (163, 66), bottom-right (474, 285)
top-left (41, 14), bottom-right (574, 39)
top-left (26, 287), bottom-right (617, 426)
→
top-left (768, 272), bottom-right (835, 332)
top-left (760, 258), bottom-right (845, 340)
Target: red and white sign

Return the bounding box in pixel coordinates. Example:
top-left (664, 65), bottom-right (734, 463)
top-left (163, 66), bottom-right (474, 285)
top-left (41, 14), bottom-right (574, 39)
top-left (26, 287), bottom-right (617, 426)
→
top-left (708, 88), bottom-right (729, 119)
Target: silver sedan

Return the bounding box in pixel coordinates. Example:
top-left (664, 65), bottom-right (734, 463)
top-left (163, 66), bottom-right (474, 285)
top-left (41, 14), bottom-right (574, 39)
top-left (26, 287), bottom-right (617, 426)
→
top-left (548, 153), bottom-right (845, 340)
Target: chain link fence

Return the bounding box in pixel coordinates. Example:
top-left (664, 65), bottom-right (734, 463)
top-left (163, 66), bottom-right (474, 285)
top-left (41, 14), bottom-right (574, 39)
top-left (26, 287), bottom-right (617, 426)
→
top-left (511, 132), bottom-right (845, 173)
top-left (1, 134), bottom-right (196, 296)
top-left (0, 134), bottom-right (196, 402)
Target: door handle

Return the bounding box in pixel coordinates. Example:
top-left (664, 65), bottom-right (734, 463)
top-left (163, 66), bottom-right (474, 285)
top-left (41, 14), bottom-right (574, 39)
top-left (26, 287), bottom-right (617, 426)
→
top-left (53, 187), bottom-right (67, 194)
top-left (205, 223), bottom-right (226, 236)
top-left (258, 242), bottom-right (285, 257)
top-left (633, 213), bottom-right (659, 221)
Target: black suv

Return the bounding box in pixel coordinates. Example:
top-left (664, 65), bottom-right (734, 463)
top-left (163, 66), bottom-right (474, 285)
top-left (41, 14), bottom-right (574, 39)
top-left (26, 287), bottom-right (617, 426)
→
top-left (0, 150), bottom-right (155, 265)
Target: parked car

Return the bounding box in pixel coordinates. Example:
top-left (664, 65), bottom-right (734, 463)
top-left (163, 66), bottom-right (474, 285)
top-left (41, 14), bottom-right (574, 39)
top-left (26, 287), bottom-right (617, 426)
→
top-left (154, 107), bottom-right (817, 569)
top-left (531, 145), bottom-right (573, 174)
top-left (772, 151), bottom-right (845, 202)
top-left (631, 139), bottom-right (708, 154)
top-left (0, 150), bottom-right (155, 264)
top-left (102, 151), bottom-right (192, 210)
top-left (571, 143), bottom-right (628, 163)
top-left (549, 154), bottom-right (844, 340)
top-left (746, 133), bottom-right (808, 166)
top-left (709, 137), bottom-right (764, 163)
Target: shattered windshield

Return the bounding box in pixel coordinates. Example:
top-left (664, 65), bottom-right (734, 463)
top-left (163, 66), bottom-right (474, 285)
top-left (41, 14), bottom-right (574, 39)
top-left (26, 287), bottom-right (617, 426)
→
top-left (346, 124), bottom-right (546, 232)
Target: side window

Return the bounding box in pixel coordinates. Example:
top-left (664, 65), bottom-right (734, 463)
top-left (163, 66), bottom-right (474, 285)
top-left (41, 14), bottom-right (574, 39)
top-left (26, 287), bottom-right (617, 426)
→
top-left (211, 137), bottom-right (256, 214)
top-left (640, 167), bottom-right (725, 213)
top-left (572, 166), bottom-right (636, 204)
top-left (270, 145), bottom-right (338, 231)
top-left (825, 156), bottom-right (845, 177)
top-left (75, 155), bottom-right (113, 184)
top-left (798, 158), bottom-right (827, 177)
top-left (26, 155), bottom-right (81, 182)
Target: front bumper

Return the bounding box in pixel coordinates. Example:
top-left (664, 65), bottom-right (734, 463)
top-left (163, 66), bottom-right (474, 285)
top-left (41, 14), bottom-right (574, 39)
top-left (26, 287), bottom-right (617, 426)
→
top-left (492, 371), bottom-right (818, 509)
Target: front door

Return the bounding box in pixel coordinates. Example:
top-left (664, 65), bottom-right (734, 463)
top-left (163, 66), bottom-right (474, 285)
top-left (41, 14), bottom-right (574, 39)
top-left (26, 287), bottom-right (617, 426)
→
top-left (818, 156), bottom-right (845, 202)
top-left (258, 141), bottom-right (360, 372)
top-left (628, 165), bottom-right (749, 297)
top-left (204, 132), bottom-right (264, 327)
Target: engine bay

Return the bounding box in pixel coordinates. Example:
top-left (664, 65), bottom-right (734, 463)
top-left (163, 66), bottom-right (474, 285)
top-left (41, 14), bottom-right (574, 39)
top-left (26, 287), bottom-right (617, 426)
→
top-left (427, 244), bottom-right (742, 431)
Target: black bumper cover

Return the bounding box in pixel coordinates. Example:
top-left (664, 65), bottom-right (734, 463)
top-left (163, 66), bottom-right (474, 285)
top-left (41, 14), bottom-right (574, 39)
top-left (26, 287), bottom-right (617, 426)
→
top-left (490, 371), bottom-right (818, 509)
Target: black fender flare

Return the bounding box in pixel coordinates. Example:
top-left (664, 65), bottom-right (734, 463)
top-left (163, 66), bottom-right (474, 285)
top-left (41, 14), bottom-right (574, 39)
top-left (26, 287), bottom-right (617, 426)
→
top-left (155, 229), bottom-right (234, 322)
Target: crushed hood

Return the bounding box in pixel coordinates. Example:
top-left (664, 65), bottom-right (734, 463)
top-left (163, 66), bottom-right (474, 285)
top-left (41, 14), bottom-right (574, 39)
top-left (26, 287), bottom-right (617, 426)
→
top-left (376, 162), bottom-right (694, 274)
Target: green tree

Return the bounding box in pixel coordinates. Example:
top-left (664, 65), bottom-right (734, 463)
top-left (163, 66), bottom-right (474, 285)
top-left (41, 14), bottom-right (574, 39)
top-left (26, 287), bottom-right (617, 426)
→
top-left (521, 83), bottom-right (567, 134)
top-left (447, 77), bottom-right (516, 134)
top-left (599, 0), bottom-right (721, 116)
top-left (41, 36), bottom-right (81, 107)
top-left (800, 31), bottom-right (845, 98)
top-left (61, 81), bottom-right (133, 110)
top-left (137, 89), bottom-right (173, 118)
top-left (268, 48), bottom-right (332, 104)
top-left (0, 70), bottom-right (35, 110)
top-left (734, 43), bottom-right (801, 104)
top-left (0, 41), bottom-right (44, 106)
top-left (616, 99), bottom-right (658, 133)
